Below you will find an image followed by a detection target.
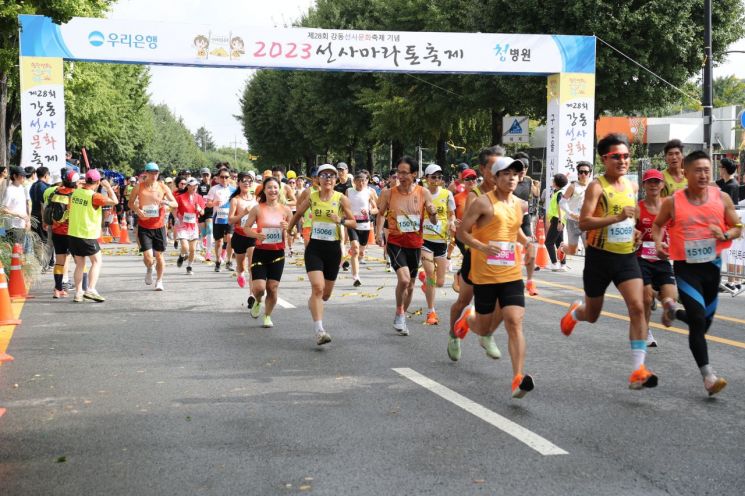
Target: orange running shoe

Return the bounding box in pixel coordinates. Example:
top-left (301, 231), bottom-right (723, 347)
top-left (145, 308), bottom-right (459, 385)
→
top-left (704, 375), bottom-right (727, 396)
top-left (426, 310), bottom-right (439, 325)
top-left (560, 299), bottom-right (582, 336)
top-left (628, 365), bottom-right (658, 390)
top-left (453, 305), bottom-right (474, 339)
top-left (525, 280), bottom-right (538, 296)
top-left (511, 374), bottom-right (535, 399)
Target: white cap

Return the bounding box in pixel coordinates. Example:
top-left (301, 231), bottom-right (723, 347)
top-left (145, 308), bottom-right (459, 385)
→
top-left (424, 164), bottom-right (442, 176)
top-left (187, 177), bottom-right (199, 186)
top-left (491, 156), bottom-right (524, 175)
top-left (317, 164), bottom-right (337, 176)
top-left (246, 170), bottom-right (256, 178)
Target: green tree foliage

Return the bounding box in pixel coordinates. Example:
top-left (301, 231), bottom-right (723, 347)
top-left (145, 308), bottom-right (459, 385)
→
top-left (141, 104), bottom-right (207, 172)
top-left (0, 1), bottom-right (113, 167)
top-left (240, 0), bottom-right (745, 171)
top-left (194, 126), bottom-right (216, 152)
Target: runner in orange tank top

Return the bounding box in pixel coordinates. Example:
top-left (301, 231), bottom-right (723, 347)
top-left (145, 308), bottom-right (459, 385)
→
top-left (652, 150), bottom-right (742, 396)
top-left (375, 156), bottom-right (438, 336)
top-left (454, 156), bottom-right (535, 399)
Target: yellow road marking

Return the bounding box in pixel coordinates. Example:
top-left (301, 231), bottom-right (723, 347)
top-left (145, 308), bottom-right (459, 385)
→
top-left (537, 279), bottom-right (745, 326)
top-left (530, 295), bottom-right (745, 350)
top-left (0, 299), bottom-right (26, 355)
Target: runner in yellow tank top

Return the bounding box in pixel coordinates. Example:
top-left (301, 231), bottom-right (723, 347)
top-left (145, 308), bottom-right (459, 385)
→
top-left (288, 165), bottom-right (356, 346)
top-left (454, 156), bottom-right (535, 398)
top-left (660, 139), bottom-right (687, 197)
top-left (560, 133), bottom-right (658, 391)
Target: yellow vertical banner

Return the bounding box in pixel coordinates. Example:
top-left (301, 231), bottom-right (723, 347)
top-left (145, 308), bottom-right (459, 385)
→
top-left (19, 56), bottom-right (66, 180)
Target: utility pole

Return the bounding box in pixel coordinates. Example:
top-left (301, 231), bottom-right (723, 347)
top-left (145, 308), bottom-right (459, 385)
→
top-left (230, 135), bottom-right (239, 163)
top-left (703, 0), bottom-right (713, 157)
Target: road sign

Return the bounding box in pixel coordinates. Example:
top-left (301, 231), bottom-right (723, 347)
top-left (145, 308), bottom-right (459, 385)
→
top-left (503, 115), bottom-right (529, 143)
top-left (739, 109), bottom-right (745, 128)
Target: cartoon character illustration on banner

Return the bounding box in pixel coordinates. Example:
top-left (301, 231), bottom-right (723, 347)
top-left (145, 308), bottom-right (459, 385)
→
top-left (230, 36), bottom-right (245, 59)
top-left (194, 35), bottom-right (209, 58)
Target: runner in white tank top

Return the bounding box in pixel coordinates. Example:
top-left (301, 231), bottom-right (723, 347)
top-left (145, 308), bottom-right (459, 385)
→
top-left (346, 171), bottom-right (378, 286)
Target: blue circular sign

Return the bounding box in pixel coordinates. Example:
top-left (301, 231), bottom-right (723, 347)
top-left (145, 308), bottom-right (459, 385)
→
top-left (88, 31), bottom-right (105, 47)
top-left (740, 110), bottom-right (745, 129)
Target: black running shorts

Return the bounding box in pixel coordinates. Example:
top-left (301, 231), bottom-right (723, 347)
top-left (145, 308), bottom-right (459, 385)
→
top-left (231, 232), bottom-right (256, 255)
top-left (583, 246), bottom-right (642, 298)
top-left (304, 239), bottom-right (342, 281)
top-left (138, 226), bottom-right (167, 253)
top-left (250, 248), bottom-right (285, 281)
top-left (473, 279), bottom-right (525, 314)
top-left (387, 243), bottom-right (421, 279)
top-left (638, 257), bottom-right (675, 291)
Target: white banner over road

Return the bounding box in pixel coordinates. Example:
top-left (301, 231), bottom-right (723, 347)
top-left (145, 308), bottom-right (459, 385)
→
top-left (19, 15), bottom-right (595, 75)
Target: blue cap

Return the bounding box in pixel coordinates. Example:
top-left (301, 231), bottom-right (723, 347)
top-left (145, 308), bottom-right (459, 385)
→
top-left (310, 166), bottom-right (319, 177)
top-left (145, 162), bottom-right (159, 172)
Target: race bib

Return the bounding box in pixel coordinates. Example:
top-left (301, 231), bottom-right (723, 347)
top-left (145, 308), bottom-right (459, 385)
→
top-left (240, 214), bottom-right (249, 227)
top-left (183, 212), bottom-right (197, 224)
top-left (685, 238), bottom-right (716, 264)
top-left (423, 220), bottom-right (442, 237)
top-left (396, 215), bottom-right (420, 233)
top-left (142, 204), bottom-right (159, 218)
top-left (262, 227), bottom-right (283, 244)
top-left (311, 221), bottom-right (338, 241)
top-left (640, 241), bottom-right (659, 261)
top-left (215, 207), bottom-right (229, 224)
top-left (486, 241), bottom-right (516, 266)
top-left (607, 218), bottom-right (634, 243)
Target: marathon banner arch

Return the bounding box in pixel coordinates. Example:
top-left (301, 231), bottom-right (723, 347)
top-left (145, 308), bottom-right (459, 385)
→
top-left (18, 14), bottom-right (596, 179)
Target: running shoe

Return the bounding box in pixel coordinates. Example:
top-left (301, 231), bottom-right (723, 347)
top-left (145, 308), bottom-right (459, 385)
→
top-left (214, 261), bottom-right (221, 273)
top-left (560, 300), bottom-right (582, 336)
top-left (353, 278), bottom-right (362, 287)
top-left (650, 298), bottom-right (657, 311)
top-left (393, 314), bottom-right (409, 336)
top-left (53, 289), bottom-right (63, 299)
top-left (479, 335), bottom-right (501, 359)
top-left (525, 280), bottom-right (538, 296)
top-left (83, 289), bottom-right (105, 302)
top-left (262, 315), bottom-right (274, 328)
top-left (342, 261), bottom-right (350, 271)
top-left (186, 266), bottom-right (193, 275)
top-left (511, 374), bottom-right (535, 399)
top-left (155, 280), bottom-right (164, 291)
top-left (145, 267), bottom-right (153, 285)
top-left (247, 295), bottom-right (256, 312)
top-left (646, 329), bottom-right (658, 348)
top-left (628, 364), bottom-right (658, 390)
top-left (173, 240), bottom-right (178, 250)
top-left (704, 375), bottom-right (727, 396)
top-left (425, 310), bottom-right (439, 325)
top-left (177, 255), bottom-right (185, 268)
top-left (453, 305), bottom-right (474, 339)
top-left (237, 273), bottom-right (246, 288)
top-left (661, 304), bottom-right (676, 328)
top-left (316, 330), bottom-right (332, 345)
top-left (225, 261), bottom-right (234, 272)
top-left (447, 337), bottom-right (461, 362)
top-left (204, 253), bottom-right (212, 262)
top-left (60, 290), bottom-right (68, 298)
top-left (73, 292), bottom-right (84, 303)
top-left (250, 298), bottom-right (262, 319)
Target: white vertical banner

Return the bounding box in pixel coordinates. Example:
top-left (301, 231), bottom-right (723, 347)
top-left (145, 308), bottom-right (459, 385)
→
top-left (19, 56), bottom-right (66, 180)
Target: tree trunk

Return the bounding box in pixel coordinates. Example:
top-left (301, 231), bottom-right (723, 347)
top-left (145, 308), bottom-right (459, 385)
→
top-left (304, 154), bottom-right (314, 176)
top-left (366, 146), bottom-right (374, 173)
top-left (1, 72), bottom-right (8, 168)
top-left (391, 140), bottom-right (404, 168)
top-left (435, 136), bottom-right (447, 168)
top-left (491, 108), bottom-right (504, 146)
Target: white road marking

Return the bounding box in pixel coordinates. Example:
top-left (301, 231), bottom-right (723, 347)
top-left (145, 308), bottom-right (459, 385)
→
top-left (392, 367), bottom-right (568, 456)
top-left (276, 297), bottom-right (296, 309)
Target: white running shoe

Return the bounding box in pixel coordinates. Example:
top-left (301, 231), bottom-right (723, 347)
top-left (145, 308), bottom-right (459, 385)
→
top-left (155, 280), bottom-right (164, 291)
top-left (393, 314), bottom-right (409, 336)
top-left (646, 329), bottom-right (658, 348)
top-left (316, 330), bottom-right (332, 345)
top-left (145, 267), bottom-right (153, 285)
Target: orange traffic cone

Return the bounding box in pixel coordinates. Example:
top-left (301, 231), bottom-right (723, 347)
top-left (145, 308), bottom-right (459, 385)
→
top-left (109, 216), bottom-right (121, 242)
top-left (0, 259), bottom-right (21, 325)
top-left (8, 244), bottom-right (29, 300)
top-left (535, 218), bottom-right (550, 269)
top-left (119, 217), bottom-right (131, 244)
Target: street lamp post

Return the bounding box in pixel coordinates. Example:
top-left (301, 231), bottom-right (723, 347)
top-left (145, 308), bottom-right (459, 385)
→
top-left (703, 0), bottom-right (713, 157)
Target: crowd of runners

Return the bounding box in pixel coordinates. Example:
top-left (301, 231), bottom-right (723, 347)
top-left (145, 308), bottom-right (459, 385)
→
top-left (28, 133), bottom-right (744, 398)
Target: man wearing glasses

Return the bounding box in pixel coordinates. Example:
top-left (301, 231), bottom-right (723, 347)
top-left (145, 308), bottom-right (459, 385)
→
top-left (560, 133), bottom-right (657, 391)
top-left (206, 167), bottom-right (236, 272)
top-left (375, 156), bottom-right (438, 336)
top-left (559, 160), bottom-right (593, 257)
